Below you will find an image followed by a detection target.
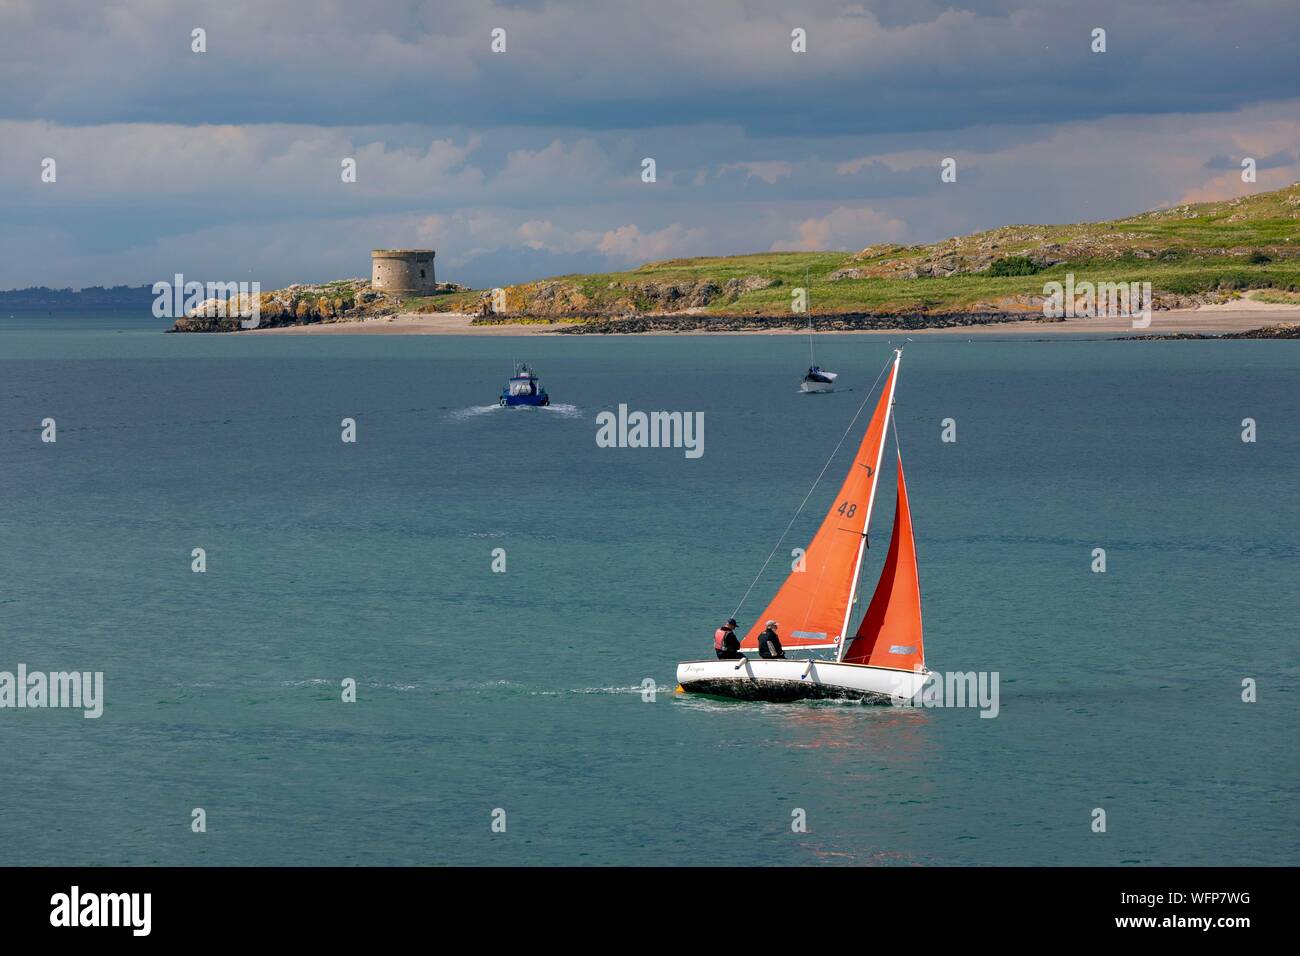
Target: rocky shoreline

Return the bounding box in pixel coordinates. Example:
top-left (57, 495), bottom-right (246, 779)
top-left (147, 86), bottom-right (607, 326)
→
top-left (546, 310), bottom-right (1047, 334)
top-left (1119, 322), bottom-right (1300, 340)
top-left (168, 278), bottom-right (466, 332)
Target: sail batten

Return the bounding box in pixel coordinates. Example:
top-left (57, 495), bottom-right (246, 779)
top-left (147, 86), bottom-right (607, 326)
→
top-left (740, 354), bottom-right (899, 651)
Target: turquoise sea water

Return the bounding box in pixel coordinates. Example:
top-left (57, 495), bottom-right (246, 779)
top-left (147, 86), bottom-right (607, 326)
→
top-left (1, 311), bottom-right (1296, 866)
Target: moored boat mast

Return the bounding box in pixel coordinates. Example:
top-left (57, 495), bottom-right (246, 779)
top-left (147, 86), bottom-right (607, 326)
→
top-left (806, 268), bottom-right (816, 368)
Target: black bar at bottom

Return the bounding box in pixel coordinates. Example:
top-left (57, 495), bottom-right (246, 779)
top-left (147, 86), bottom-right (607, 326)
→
top-left (0, 866), bottom-right (1282, 941)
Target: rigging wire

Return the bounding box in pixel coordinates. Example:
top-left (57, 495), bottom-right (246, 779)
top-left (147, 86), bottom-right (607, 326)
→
top-left (889, 385), bottom-right (903, 463)
top-left (729, 353), bottom-right (894, 620)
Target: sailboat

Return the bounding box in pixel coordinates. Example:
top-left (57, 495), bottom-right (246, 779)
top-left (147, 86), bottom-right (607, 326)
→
top-left (799, 279), bottom-right (837, 393)
top-left (676, 348), bottom-right (928, 703)
top-left (801, 364), bottom-right (838, 393)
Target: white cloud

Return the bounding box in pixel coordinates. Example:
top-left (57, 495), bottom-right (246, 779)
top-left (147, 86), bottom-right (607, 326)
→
top-left (770, 207), bottom-right (906, 252)
top-left (719, 161), bottom-right (794, 185)
top-left (0, 121), bottom-right (486, 202)
top-left (597, 223), bottom-right (706, 263)
top-left (496, 138), bottom-right (616, 195)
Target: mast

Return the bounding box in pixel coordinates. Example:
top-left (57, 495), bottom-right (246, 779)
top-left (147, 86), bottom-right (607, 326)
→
top-left (806, 268), bottom-right (815, 368)
top-left (837, 348), bottom-right (901, 661)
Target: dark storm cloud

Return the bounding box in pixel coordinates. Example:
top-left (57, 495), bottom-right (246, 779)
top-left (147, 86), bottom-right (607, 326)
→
top-left (1205, 150), bottom-right (1297, 170)
top-left (2, 0), bottom-right (1297, 134)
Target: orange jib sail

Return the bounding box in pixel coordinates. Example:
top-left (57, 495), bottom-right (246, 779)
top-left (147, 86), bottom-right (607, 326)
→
top-left (740, 362), bottom-right (897, 650)
top-left (841, 454), bottom-right (924, 671)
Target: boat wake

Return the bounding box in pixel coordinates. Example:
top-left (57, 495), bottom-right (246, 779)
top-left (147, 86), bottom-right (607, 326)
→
top-left (447, 402), bottom-right (582, 421)
top-left (447, 404), bottom-right (504, 421)
top-left (280, 678), bottom-right (418, 691)
top-left (444, 680), bottom-right (657, 698)
top-left (539, 402), bottom-right (582, 418)
top-left (515, 684), bottom-right (652, 697)
top-left (568, 685), bottom-right (652, 695)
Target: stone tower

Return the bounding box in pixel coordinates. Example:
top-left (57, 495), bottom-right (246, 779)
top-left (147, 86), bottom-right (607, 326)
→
top-left (370, 249), bottom-right (437, 294)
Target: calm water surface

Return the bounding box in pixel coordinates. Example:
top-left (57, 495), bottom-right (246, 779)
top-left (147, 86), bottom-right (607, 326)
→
top-left (1, 311), bottom-right (1296, 865)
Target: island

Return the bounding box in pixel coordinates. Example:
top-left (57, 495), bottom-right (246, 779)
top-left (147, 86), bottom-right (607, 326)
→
top-left (169, 183), bottom-right (1300, 337)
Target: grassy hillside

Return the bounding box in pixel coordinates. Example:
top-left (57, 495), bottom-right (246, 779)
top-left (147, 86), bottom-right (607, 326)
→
top-left (453, 182), bottom-right (1300, 321)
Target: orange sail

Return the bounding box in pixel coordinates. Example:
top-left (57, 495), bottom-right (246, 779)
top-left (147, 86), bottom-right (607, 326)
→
top-left (740, 360), bottom-right (898, 650)
top-left (840, 454), bottom-right (924, 671)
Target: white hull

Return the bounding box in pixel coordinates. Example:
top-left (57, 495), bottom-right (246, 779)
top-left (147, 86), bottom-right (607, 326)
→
top-left (676, 657), bottom-right (927, 703)
top-left (800, 379), bottom-right (836, 393)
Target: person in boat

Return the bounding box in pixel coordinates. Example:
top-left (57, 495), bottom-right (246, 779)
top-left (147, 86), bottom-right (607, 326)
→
top-left (758, 620), bottom-right (786, 659)
top-left (714, 619), bottom-right (744, 660)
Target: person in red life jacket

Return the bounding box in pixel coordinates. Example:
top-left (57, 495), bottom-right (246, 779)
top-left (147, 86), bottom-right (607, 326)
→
top-left (714, 618), bottom-right (744, 660)
top-left (758, 620), bottom-right (786, 659)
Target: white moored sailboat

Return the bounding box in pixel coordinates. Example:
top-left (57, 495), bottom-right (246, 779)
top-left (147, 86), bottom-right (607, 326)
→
top-left (800, 365), bottom-right (838, 393)
top-left (677, 348), bottom-right (928, 703)
top-left (799, 276), bottom-right (837, 393)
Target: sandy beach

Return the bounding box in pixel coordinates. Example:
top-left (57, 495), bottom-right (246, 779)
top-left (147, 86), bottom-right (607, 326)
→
top-left (243, 303), bottom-right (1300, 337)
top-left (243, 312), bottom-right (568, 335)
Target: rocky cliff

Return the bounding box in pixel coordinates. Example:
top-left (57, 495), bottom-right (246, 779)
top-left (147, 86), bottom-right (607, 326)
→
top-left (170, 279), bottom-right (466, 332)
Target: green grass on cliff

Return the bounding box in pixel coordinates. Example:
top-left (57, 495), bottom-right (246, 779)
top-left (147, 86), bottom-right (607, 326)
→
top-left (498, 182), bottom-right (1300, 316)
top-left (725, 258), bottom-right (1300, 314)
top-left (524, 254), bottom-right (1300, 316)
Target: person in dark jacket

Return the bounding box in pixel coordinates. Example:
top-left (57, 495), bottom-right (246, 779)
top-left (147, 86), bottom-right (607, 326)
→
top-left (758, 620), bottom-right (786, 659)
top-left (714, 618), bottom-right (744, 660)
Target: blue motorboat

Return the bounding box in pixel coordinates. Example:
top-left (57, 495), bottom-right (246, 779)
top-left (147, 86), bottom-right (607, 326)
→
top-left (500, 363), bottom-right (550, 407)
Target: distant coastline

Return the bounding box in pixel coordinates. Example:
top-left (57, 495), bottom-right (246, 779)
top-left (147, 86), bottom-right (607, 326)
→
top-left (0, 285), bottom-right (155, 310)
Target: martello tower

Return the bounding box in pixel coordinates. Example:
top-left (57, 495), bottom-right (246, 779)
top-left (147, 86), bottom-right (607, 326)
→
top-left (370, 249), bottom-right (437, 294)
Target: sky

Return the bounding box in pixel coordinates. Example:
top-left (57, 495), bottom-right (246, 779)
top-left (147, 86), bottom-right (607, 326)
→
top-left (1, 0), bottom-right (1298, 290)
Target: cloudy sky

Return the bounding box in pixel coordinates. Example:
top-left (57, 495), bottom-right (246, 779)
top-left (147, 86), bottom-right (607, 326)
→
top-left (2, 0), bottom-right (1298, 290)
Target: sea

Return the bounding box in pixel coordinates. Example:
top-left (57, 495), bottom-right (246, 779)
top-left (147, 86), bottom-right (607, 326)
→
top-left (1, 310), bottom-right (1296, 866)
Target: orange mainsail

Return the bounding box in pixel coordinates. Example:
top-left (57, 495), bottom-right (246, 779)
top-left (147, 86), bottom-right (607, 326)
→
top-left (840, 454), bottom-right (924, 671)
top-left (740, 359), bottom-right (898, 650)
